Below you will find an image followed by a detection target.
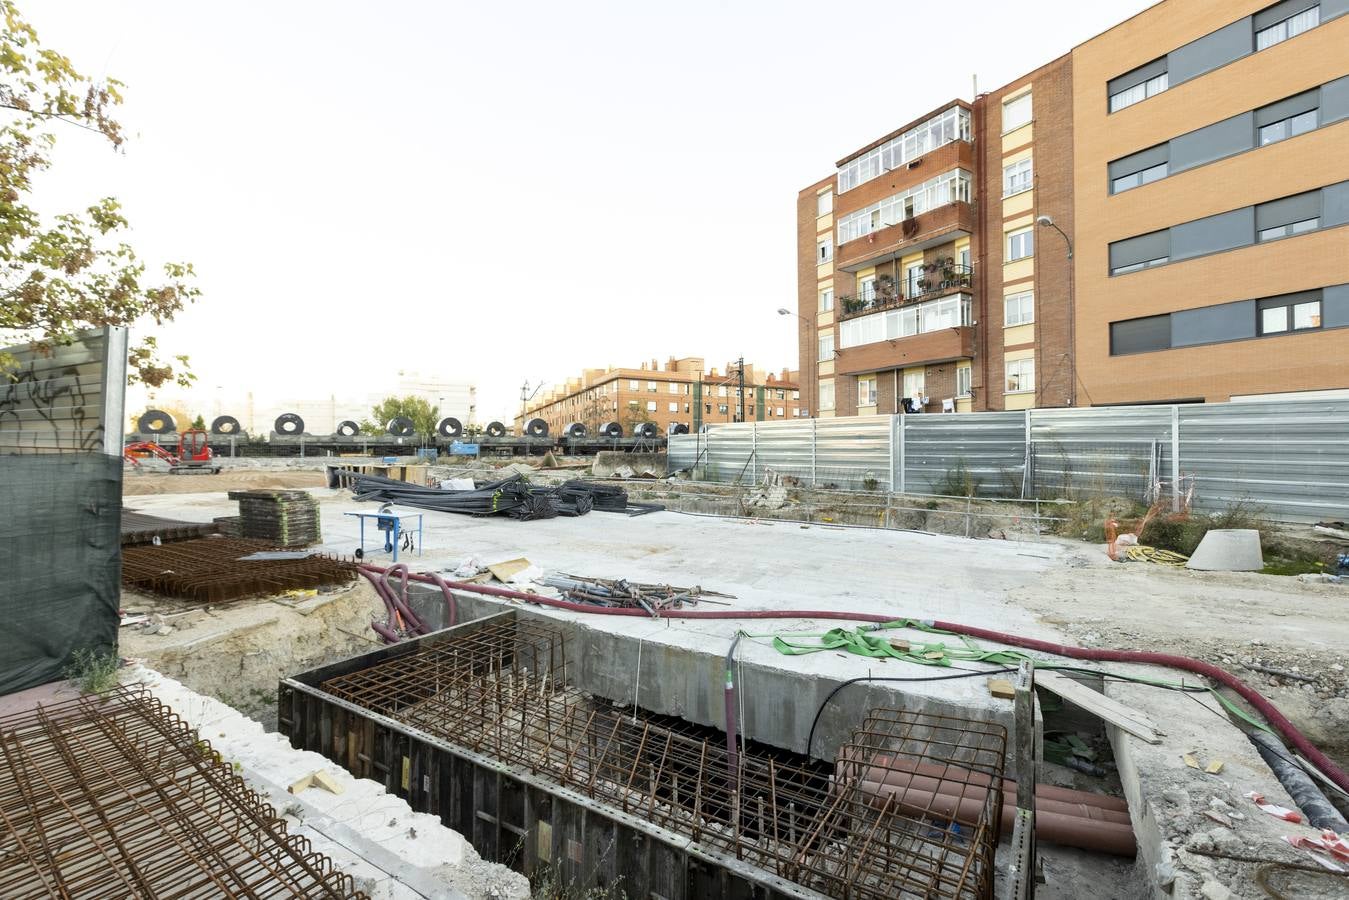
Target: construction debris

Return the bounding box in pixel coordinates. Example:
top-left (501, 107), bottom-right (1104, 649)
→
top-left (228, 489), bottom-right (322, 547)
top-left (288, 769), bottom-right (346, 796)
top-left (339, 470), bottom-right (664, 520)
top-left (122, 537), bottom-right (356, 603)
top-left (538, 573), bottom-right (734, 610)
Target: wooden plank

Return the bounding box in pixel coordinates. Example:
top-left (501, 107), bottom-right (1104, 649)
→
top-left (1035, 670), bottom-right (1161, 744)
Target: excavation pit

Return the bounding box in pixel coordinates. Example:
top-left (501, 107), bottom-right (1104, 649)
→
top-left (281, 611), bottom-right (1012, 899)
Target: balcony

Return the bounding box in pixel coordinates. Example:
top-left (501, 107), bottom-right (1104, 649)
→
top-left (835, 292), bottom-right (973, 376)
top-left (836, 325), bottom-right (975, 376)
top-left (836, 201), bottom-right (975, 271)
top-left (838, 264), bottom-right (974, 321)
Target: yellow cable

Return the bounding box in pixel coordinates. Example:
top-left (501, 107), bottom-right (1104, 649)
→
top-left (1124, 545), bottom-right (1190, 566)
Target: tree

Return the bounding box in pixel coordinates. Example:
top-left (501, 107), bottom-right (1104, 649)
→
top-left (366, 395), bottom-right (439, 436)
top-left (0, 1), bottom-right (199, 387)
top-left (190, 414), bottom-right (205, 431)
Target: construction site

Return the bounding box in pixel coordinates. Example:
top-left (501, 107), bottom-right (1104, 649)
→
top-left (8, 324), bottom-right (1349, 898)
top-left (5, 0), bottom-right (1349, 897)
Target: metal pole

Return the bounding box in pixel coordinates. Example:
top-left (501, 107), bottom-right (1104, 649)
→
top-left (898, 411), bottom-right (906, 495)
top-left (1170, 405), bottom-right (1181, 513)
top-left (810, 418), bottom-right (817, 487)
top-left (1003, 658), bottom-right (1037, 900)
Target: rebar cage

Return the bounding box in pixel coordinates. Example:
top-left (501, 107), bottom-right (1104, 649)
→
top-left (320, 618), bottom-right (1007, 899)
top-left (0, 686), bottom-right (367, 899)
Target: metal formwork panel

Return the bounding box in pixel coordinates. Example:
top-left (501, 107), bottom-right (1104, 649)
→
top-left (703, 423), bottom-right (756, 484)
top-left (667, 433), bottom-right (700, 471)
top-left (813, 416), bottom-right (891, 489)
top-left (1178, 398), bottom-right (1349, 522)
top-left (752, 420), bottom-right (815, 484)
top-left (902, 411), bottom-right (1027, 497)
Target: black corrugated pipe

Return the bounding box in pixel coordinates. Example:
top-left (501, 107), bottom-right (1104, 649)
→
top-left (1248, 731), bottom-right (1349, 832)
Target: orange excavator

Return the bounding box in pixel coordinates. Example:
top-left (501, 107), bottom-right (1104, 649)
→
top-left (123, 429), bottom-right (222, 475)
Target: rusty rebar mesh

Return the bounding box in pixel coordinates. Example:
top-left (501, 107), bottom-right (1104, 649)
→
top-left (0, 686), bottom-right (367, 899)
top-left (122, 537), bottom-right (356, 604)
top-left (321, 621), bottom-right (1006, 899)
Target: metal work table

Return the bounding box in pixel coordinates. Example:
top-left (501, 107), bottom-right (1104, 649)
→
top-left (344, 509), bottom-right (423, 563)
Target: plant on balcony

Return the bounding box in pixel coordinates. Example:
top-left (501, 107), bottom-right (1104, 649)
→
top-left (916, 278), bottom-right (931, 291)
top-left (840, 295), bottom-right (863, 314)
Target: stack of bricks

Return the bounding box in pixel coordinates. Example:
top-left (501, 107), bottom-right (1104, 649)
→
top-left (226, 490), bottom-right (321, 548)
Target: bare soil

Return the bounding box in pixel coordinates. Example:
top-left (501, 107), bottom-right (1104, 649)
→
top-left (122, 469), bottom-right (327, 495)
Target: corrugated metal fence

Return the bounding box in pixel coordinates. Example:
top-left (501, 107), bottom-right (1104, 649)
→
top-left (0, 326), bottom-right (127, 453)
top-left (668, 399), bottom-right (1349, 523)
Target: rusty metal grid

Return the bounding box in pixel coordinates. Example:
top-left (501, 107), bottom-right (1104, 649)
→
top-left (121, 537), bottom-right (356, 604)
top-left (0, 686), bottom-right (367, 899)
top-left (320, 621), bottom-right (1006, 899)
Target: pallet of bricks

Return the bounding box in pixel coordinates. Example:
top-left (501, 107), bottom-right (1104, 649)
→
top-left (226, 490), bottom-right (321, 547)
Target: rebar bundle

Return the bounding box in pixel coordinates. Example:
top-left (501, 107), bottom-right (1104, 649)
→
top-left (0, 687), bottom-right (367, 899)
top-left (539, 573), bottom-right (733, 610)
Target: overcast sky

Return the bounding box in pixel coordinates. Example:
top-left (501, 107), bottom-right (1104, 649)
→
top-left (31, 0), bottom-right (1154, 420)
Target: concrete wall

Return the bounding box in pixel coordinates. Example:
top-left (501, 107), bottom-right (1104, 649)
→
top-left (406, 587), bottom-right (1032, 779)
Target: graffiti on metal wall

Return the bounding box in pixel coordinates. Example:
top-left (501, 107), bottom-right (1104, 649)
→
top-left (0, 333), bottom-right (106, 453)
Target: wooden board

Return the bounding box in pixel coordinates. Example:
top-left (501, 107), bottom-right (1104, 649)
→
top-left (1035, 670), bottom-right (1161, 744)
top-left (487, 558), bottom-right (533, 583)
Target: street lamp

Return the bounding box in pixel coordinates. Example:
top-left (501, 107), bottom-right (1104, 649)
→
top-left (1036, 215), bottom-right (1076, 405)
top-left (778, 308), bottom-right (816, 418)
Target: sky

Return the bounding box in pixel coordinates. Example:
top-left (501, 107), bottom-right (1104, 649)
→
top-left (29, 0), bottom-right (1155, 421)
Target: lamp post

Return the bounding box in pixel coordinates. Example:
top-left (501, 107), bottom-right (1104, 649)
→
top-left (1035, 215), bottom-right (1076, 406)
top-left (779, 308), bottom-right (815, 418)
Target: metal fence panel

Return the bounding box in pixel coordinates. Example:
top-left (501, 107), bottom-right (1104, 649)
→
top-left (704, 423), bottom-right (756, 484)
top-left (1029, 406), bottom-right (1174, 502)
top-left (903, 411), bottom-right (1027, 497)
top-left (751, 419), bottom-right (815, 484)
top-left (1179, 398), bottom-right (1349, 522)
top-left (813, 416), bottom-right (891, 489)
top-left (0, 327), bottom-right (127, 454)
top-left (668, 433), bottom-right (699, 471)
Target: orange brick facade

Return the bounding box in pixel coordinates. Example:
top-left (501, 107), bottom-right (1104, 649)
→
top-left (516, 358), bottom-right (801, 436)
top-left (794, 0), bottom-right (1349, 413)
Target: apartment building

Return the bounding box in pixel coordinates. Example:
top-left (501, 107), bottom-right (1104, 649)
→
top-left (794, 0), bottom-right (1349, 413)
top-left (515, 357), bottom-right (801, 436)
top-left (1077, 0), bottom-right (1349, 403)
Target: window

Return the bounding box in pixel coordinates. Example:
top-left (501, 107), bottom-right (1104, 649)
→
top-left (1109, 229), bottom-right (1170, 275)
top-left (1006, 228), bottom-right (1034, 262)
top-left (684, 403), bottom-right (690, 412)
top-left (776, 407), bottom-right (785, 416)
top-left (956, 363), bottom-right (972, 397)
top-left (1005, 358), bottom-right (1035, 393)
top-left (1004, 291), bottom-right (1035, 326)
top-left (819, 288), bottom-right (834, 312)
top-left (858, 377), bottom-right (877, 407)
top-left (859, 276), bottom-right (876, 302)
top-left (718, 386), bottom-right (727, 397)
top-left (959, 246), bottom-right (971, 269)
top-left (1003, 158), bottom-right (1033, 196)
top-left (664, 402), bottom-right (675, 412)
top-left (837, 106), bottom-right (971, 192)
top-left (1110, 315), bottom-right (1172, 355)
top-left (818, 381), bottom-right (833, 410)
top-left (835, 169), bottom-right (973, 243)
top-left (902, 371), bottom-right (925, 399)
top-left (793, 390), bottom-right (800, 399)
top-left (628, 380), bottom-right (639, 390)
top-left (1003, 93), bottom-right (1032, 131)
top-left (646, 400), bottom-right (657, 412)
top-left (817, 190), bottom-right (833, 216)
top-left (1256, 3), bottom-right (1319, 51)
top-left (817, 238), bottom-right (832, 263)
top-left (1261, 109), bottom-right (1316, 145)
top-left (1256, 190), bottom-right (1322, 241)
top-left (668, 382), bottom-right (679, 393)
top-left (1112, 161), bottom-right (1167, 193)
top-left (1108, 57), bottom-right (1169, 112)
top-left (628, 400), bottom-right (640, 409)
top-left (905, 262), bottom-right (924, 297)
top-left (1259, 295), bottom-right (1322, 334)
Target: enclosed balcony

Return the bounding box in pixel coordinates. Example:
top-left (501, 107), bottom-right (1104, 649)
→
top-left (835, 293), bottom-right (974, 375)
top-left (838, 263), bottom-right (974, 320)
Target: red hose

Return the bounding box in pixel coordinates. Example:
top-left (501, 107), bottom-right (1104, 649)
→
top-left (358, 564), bottom-right (1349, 795)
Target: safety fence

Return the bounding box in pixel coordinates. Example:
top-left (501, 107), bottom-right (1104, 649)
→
top-left (668, 398), bottom-right (1349, 523)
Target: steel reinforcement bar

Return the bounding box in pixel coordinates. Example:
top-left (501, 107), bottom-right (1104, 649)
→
top-left (314, 617), bottom-right (1005, 899)
top-left (0, 686), bottom-right (366, 899)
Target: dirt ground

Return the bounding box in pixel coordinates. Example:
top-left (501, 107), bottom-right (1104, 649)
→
top-left (122, 469), bottom-right (327, 495)
top-left (1013, 541), bottom-right (1349, 768)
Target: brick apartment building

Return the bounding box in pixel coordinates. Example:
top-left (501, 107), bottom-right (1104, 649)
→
top-left (795, 0), bottom-right (1349, 415)
top-left (515, 357), bottom-right (801, 436)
